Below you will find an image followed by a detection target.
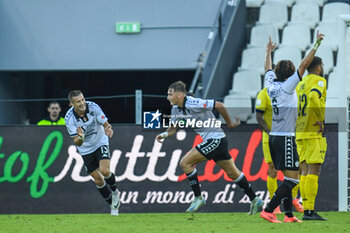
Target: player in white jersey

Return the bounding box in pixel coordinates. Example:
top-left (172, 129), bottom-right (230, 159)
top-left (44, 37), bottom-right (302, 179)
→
top-left (260, 33), bottom-right (324, 223)
top-left (65, 90), bottom-right (120, 216)
top-left (156, 81), bottom-right (263, 214)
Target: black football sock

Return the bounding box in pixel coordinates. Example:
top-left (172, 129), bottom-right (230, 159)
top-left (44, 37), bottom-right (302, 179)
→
top-left (235, 173), bottom-right (256, 201)
top-left (105, 172), bottom-right (117, 192)
top-left (265, 178), bottom-right (298, 213)
top-left (186, 168), bottom-right (201, 197)
top-left (97, 183), bottom-right (112, 205)
top-left (283, 192), bottom-right (294, 217)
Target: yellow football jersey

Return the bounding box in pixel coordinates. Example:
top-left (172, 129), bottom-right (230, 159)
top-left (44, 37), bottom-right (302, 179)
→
top-left (255, 88), bottom-right (272, 142)
top-left (296, 74), bottom-right (327, 140)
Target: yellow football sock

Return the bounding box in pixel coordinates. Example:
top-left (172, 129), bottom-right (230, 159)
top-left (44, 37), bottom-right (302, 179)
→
top-left (292, 183), bottom-right (299, 199)
top-left (305, 174), bottom-right (319, 210)
top-left (299, 175), bottom-right (307, 210)
top-left (267, 176), bottom-right (277, 199)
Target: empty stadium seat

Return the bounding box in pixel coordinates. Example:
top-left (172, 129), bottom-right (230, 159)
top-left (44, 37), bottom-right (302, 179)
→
top-left (265, 0), bottom-right (296, 7)
top-left (322, 2), bottom-right (350, 22)
top-left (290, 2), bottom-right (320, 28)
top-left (258, 2), bottom-right (288, 29)
top-left (273, 46), bottom-right (302, 68)
top-left (314, 22), bottom-right (338, 51)
top-left (246, 0), bottom-right (264, 7)
top-left (305, 45), bottom-right (334, 75)
top-left (229, 70), bottom-right (262, 98)
top-left (327, 71), bottom-right (339, 97)
top-left (296, 0), bottom-right (325, 7)
top-left (281, 23), bottom-right (311, 51)
top-left (223, 94), bottom-right (252, 122)
top-left (325, 96), bottom-right (341, 123)
top-left (250, 24), bottom-right (279, 47)
top-left (239, 47), bottom-right (265, 74)
top-left (246, 115), bottom-right (258, 124)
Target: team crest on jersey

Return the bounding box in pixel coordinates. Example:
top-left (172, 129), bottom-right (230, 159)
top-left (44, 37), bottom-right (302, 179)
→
top-left (256, 99), bottom-right (261, 106)
top-left (318, 81), bottom-right (324, 87)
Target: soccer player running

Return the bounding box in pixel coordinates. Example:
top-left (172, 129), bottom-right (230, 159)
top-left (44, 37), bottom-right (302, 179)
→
top-left (65, 90), bottom-right (120, 216)
top-left (256, 88), bottom-right (304, 214)
top-left (260, 31), bottom-right (324, 223)
top-left (156, 81), bottom-right (263, 214)
top-left (296, 56), bottom-right (328, 221)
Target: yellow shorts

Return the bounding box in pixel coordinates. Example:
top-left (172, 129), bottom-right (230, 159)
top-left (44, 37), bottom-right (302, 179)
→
top-left (262, 141), bottom-right (273, 164)
top-left (296, 137), bottom-right (327, 164)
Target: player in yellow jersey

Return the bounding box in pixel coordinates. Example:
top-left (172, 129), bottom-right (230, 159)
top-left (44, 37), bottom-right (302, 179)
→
top-left (296, 56), bottom-right (327, 221)
top-left (256, 88), bottom-right (303, 214)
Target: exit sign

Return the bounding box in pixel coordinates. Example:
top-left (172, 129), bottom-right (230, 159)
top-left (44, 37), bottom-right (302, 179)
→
top-left (116, 22), bottom-right (141, 34)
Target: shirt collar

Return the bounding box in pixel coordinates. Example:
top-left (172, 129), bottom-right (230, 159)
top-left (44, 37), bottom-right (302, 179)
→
top-left (73, 104), bottom-right (89, 120)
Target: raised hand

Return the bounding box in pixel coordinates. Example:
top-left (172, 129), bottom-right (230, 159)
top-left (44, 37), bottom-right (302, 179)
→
top-left (315, 30), bottom-right (325, 42)
top-left (228, 117), bottom-right (240, 128)
top-left (266, 36), bottom-right (277, 51)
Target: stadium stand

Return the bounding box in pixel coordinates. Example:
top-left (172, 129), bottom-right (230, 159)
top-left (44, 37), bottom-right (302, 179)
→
top-left (229, 70), bottom-right (262, 98)
top-left (249, 24), bottom-right (279, 47)
top-left (257, 1), bottom-right (288, 29)
top-left (322, 2), bottom-right (350, 22)
top-left (239, 47), bottom-right (265, 74)
top-left (290, 2), bottom-right (320, 28)
top-left (296, 0), bottom-right (326, 7)
top-left (314, 22), bottom-right (339, 51)
top-left (265, 0), bottom-right (296, 7)
top-left (224, 0), bottom-right (350, 123)
top-left (281, 23), bottom-right (311, 51)
top-left (222, 94), bottom-right (252, 122)
top-left (273, 46), bottom-right (302, 71)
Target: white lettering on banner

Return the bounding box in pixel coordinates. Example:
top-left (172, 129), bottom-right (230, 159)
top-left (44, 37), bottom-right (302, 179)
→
top-left (118, 135), bottom-right (146, 181)
top-left (54, 146), bottom-right (91, 182)
top-left (142, 191), bottom-right (208, 204)
top-left (54, 132), bottom-right (184, 183)
top-left (213, 184), bottom-right (236, 204)
top-left (120, 191), bottom-right (138, 204)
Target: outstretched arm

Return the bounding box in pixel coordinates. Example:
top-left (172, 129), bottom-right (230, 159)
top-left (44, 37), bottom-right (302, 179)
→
top-left (264, 36), bottom-right (277, 72)
top-left (215, 101), bottom-right (240, 128)
top-left (156, 125), bottom-right (178, 143)
top-left (298, 30), bottom-right (324, 77)
top-left (256, 112), bottom-right (270, 134)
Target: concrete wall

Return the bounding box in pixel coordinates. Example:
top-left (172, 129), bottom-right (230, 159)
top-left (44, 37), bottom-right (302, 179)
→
top-left (0, 0), bottom-right (221, 70)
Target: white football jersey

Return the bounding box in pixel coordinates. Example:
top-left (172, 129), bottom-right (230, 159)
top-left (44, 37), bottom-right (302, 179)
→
top-left (265, 70), bottom-right (301, 136)
top-left (65, 101), bottom-right (109, 155)
top-left (171, 96), bottom-right (226, 141)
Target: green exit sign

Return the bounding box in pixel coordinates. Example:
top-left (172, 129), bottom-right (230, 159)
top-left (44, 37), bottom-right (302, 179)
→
top-left (116, 22), bottom-right (141, 34)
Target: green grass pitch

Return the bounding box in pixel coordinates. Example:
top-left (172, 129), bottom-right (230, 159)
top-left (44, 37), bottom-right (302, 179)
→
top-left (1, 212), bottom-right (349, 233)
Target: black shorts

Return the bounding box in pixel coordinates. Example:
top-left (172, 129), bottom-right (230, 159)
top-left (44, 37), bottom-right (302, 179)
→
top-left (82, 145), bottom-right (111, 174)
top-left (195, 137), bottom-right (231, 162)
top-left (269, 135), bottom-right (299, 171)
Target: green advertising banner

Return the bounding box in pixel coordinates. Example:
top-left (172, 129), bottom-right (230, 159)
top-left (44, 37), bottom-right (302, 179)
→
top-left (0, 125), bottom-right (339, 214)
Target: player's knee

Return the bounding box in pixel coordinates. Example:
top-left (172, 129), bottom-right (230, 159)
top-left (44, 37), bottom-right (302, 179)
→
top-left (100, 168), bottom-right (110, 177)
top-left (93, 177), bottom-right (105, 186)
top-left (179, 158), bottom-right (190, 170)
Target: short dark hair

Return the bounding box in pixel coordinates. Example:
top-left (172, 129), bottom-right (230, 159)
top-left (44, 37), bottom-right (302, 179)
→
top-left (274, 60), bottom-right (295, 81)
top-left (68, 90), bottom-right (83, 102)
top-left (307, 56), bottom-right (323, 73)
top-left (48, 101), bottom-right (60, 108)
top-left (168, 81), bottom-right (186, 93)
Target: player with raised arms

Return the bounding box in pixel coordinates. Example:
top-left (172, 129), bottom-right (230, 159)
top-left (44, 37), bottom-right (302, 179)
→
top-left (260, 31), bottom-right (324, 223)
